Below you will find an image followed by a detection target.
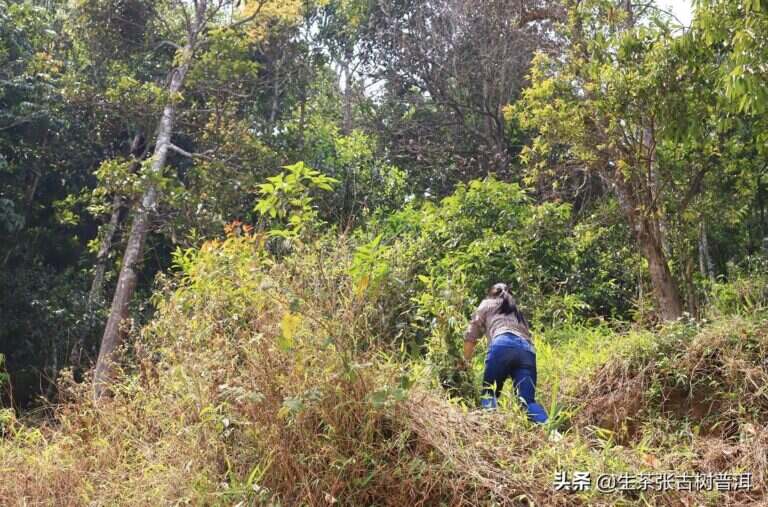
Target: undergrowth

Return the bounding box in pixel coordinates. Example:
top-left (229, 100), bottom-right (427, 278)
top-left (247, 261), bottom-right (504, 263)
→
top-left (1, 234), bottom-right (766, 506)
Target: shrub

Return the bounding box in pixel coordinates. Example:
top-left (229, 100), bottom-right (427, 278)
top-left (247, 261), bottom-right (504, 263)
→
top-left (1, 235), bottom-right (768, 506)
top-left (709, 255), bottom-right (768, 316)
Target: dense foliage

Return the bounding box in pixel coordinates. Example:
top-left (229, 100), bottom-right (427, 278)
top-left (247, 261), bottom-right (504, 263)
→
top-left (1, 0), bottom-right (767, 504)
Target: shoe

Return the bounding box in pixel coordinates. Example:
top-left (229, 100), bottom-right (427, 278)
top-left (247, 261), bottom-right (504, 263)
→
top-left (548, 429), bottom-right (563, 442)
top-left (480, 396), bottom-right (498, 410)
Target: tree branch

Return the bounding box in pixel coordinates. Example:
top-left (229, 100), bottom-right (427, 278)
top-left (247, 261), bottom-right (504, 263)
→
top-left (167, 143), bottom-right (213, 160)
top-left (153, 40), bottom-right (181, 52)
top-left (224, 0), bottom-right (268, 31)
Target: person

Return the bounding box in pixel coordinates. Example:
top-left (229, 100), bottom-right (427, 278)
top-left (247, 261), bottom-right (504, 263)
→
top-left (461, 283), bottom-right (548, 423)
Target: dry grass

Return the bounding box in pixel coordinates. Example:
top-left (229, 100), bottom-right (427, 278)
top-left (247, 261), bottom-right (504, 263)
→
top-left (575, 315), bottom-right (768, 505)
top-left (1, 236), bottom-right (767, 506)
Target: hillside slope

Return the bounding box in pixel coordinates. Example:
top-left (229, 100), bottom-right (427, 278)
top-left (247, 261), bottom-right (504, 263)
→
top-left (1, 236), bottom-right (766, 506)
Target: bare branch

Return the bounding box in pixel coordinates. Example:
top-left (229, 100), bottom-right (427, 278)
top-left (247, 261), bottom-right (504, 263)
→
top-left (153, 40), bottom-right (181, 52)
top-left (224, 0), bottom-right (268, 31)
top-left (167, 143), bottom-right (213, 160)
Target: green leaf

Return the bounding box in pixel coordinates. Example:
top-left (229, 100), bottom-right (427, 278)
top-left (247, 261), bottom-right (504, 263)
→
top-left (278, 312), bottom-right (301, 350)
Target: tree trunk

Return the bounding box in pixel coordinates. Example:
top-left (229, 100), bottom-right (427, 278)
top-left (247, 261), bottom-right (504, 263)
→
top-left (88, 196), bottom-right (124, 308)
top-left (614, 178), bottom-right (683, 321)
top-left (69, 194), bottom-right (124, 369)
top-left (298, 87), bottom-right (306, 150)
top-left (269, 58), bottom-right (280, 127)
top-left (341, 58), bottom-right (353, 134)
top-left (698, 222), bottom-right (715, 282)
top-left (638, 219), bottom-right (683, 320)
top-left (46, 329), bottom-right (58, 400)
top-left (631, 126), bottom-right (683, 320)
top-left (92, 55), bottom-right (193, 399)
top-left (72, 133), bottom-right (146, 369)
top-left (684, 257), bottom-right (698, 317)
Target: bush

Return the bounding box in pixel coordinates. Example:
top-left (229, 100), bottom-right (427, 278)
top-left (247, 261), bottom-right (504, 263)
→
top-left (356, 178), bottom-right (642, 363)
top-left (1, 234), bottom-right (768, 505)
top-left (709, 255), bottom-right (768, 316)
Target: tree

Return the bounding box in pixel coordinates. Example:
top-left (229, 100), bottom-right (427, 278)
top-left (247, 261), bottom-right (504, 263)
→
top-left (691, 0), bottom-right (768, 272)
top-left (516, 0), bottom-right (728, 320)
top-left (694, 0), bottom-right (768, 116)
top-left (0, 0), bottom-right (124, 401)
top-left (92, 0), bottom-right (285, 399)
top-left (313, 0), bottom-right (374, 135)
top-left (357, 0), bottom-right (564, 194)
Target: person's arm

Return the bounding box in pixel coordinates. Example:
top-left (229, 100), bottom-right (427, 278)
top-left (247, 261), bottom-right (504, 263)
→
top-left (461, 301), bottom-right (486, 366)
top-left (463, 340), bottom-right (478, 363)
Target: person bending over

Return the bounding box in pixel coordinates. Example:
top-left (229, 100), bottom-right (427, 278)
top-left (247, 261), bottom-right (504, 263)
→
top-left (462, 283), bottom-right (547, 423)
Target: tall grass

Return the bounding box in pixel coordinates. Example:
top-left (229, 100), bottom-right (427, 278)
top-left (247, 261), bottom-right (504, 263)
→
top-left (1, 235), bottom-right (766, 506)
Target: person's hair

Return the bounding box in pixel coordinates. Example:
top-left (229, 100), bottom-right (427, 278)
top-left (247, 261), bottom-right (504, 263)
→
top-left (488, 283), bottom-right (528, 327)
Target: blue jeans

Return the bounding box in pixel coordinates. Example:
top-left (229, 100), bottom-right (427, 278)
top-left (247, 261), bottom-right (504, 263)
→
top-left (481, 333), bottom-right (548, 424)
